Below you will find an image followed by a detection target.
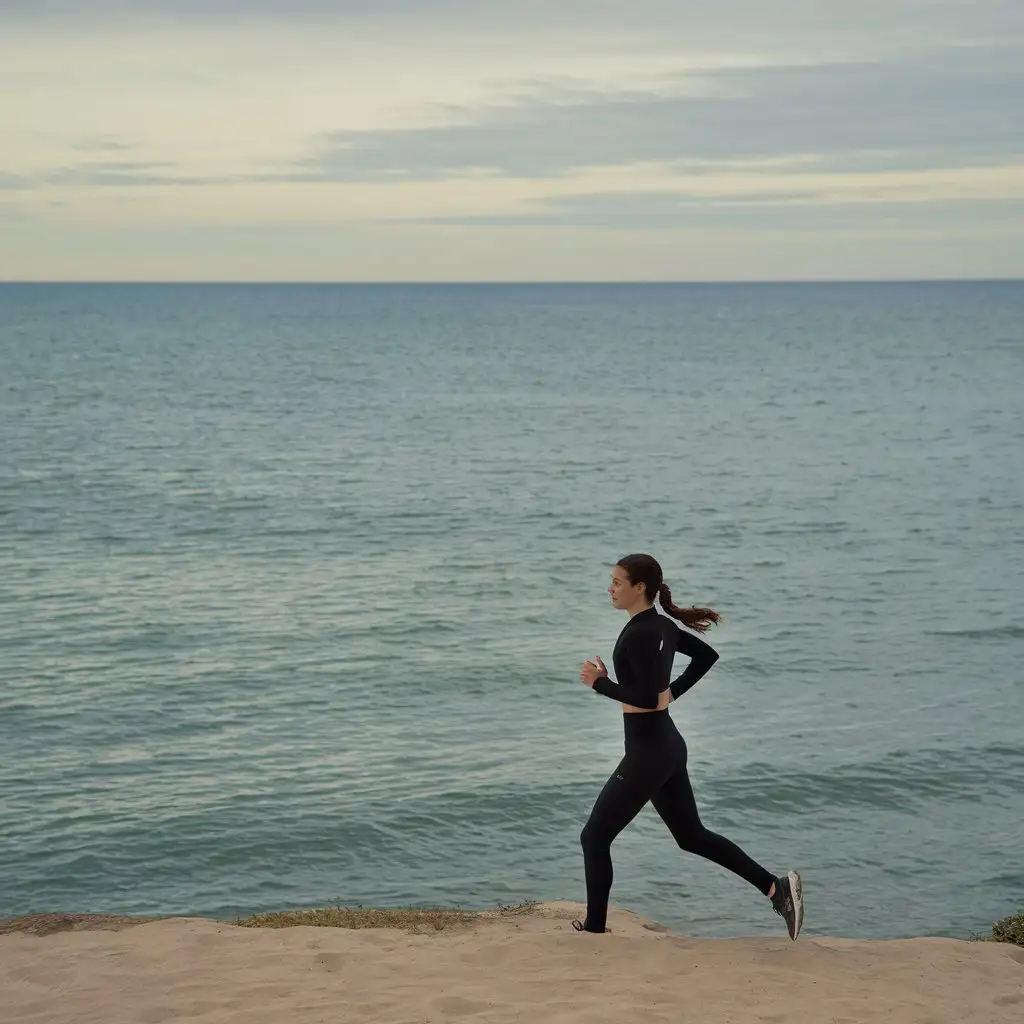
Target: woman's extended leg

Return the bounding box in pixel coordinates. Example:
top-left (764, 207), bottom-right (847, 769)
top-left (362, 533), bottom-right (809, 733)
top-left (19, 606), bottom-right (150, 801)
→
top-left (650, 762), bottom-right (776, 896)
top-left (652, 763), bottom-right (805, 938)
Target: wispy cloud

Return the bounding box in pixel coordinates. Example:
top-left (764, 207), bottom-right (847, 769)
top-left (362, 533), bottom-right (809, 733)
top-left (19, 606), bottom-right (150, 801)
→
top-left (0, 172), bottom-right (30, 190)
top-left (291, 46), bottom-right (1024, 183)
top-left (70, 134), bottom-right (135, 153)
top-left (412, 193), bottom-right (1024, 233)
top-left (0, 160), bottom-right (233, 189)
top-left (46, 161), bottom-right (227, 187)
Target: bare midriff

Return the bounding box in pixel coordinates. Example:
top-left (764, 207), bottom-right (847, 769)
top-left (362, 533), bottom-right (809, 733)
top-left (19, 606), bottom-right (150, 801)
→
top-left (623, 687), bottom-right (672, 714)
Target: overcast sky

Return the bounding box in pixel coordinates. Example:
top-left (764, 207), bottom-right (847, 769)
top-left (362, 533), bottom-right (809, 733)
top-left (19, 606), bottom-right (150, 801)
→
top-left (2, 1), bottom-right (1022, 280)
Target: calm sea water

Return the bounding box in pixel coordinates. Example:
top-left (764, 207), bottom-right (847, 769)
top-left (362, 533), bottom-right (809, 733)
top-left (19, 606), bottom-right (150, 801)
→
top-left (1, 282), bottom-right (1022, 940)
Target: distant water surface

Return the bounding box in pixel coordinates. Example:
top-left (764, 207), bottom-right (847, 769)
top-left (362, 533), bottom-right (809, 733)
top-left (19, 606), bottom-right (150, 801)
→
top-left (1, 282), bottom-right (1021, 939)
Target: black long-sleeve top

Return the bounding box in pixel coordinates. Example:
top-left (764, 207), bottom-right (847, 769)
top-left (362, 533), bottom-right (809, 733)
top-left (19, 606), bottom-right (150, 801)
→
top-left (591, 606), bottom-right (719, 709)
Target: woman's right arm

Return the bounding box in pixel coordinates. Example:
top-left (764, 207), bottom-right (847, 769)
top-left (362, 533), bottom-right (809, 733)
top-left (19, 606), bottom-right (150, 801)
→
top-left (591, 625), bottom-right (662, 709)
top-left (669, 626), bottom-right (719, 700)
top-left (592, 663), bottom-right (661, 709)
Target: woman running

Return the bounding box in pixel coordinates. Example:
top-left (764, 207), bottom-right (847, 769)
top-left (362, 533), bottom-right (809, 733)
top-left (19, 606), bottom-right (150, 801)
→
top-left (574, 552), bottom-right (804, 938)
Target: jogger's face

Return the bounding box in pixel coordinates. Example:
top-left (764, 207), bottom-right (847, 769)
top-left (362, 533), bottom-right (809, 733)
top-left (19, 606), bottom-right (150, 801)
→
top-left (608, 568), bottom-right (644, 609)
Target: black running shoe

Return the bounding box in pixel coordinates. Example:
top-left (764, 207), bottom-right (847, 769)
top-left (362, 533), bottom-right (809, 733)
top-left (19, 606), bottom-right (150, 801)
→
top-left (771, 871), bottom-right (804, 940)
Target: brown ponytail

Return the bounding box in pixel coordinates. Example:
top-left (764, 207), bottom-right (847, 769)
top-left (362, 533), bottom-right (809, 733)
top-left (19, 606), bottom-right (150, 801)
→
top-left (657, 582), bottom-right (721, 633)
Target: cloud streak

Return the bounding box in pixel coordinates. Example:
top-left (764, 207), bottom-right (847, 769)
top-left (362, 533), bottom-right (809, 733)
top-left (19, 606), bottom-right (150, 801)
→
top-left (290, 46), bottom-right (1024, 182)
top-left (410, 193), bottom-right (1024, 233)
top-left (70, 135), bottom-right (135, 153)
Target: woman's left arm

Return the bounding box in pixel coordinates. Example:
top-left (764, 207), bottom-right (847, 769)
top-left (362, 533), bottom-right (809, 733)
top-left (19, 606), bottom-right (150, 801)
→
top-left (669, 626), bottom-right (719, 700)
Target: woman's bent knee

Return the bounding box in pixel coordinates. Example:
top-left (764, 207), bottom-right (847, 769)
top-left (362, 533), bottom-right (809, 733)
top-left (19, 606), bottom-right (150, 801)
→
top-left (674, 825), bottom-right (710, 854)
top-left (580, 822), bottom-right (608, 854)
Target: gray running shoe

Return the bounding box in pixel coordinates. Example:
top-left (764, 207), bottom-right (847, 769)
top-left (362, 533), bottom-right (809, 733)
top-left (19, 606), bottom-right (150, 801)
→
top-left (771, 871), bottom-right (804, 940)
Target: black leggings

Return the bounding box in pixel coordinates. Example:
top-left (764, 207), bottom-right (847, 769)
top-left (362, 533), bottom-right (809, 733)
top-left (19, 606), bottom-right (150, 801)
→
top-left (579, 710), bottom-right (775, 932)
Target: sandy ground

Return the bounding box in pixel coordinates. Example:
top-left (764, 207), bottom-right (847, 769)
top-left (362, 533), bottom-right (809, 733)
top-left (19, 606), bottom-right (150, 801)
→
top-left (3, 900), bottom-right (1022, 1023)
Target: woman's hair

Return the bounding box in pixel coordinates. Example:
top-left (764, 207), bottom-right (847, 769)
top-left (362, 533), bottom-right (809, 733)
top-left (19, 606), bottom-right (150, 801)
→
top-left (616, 553), bottom-right (721, 633)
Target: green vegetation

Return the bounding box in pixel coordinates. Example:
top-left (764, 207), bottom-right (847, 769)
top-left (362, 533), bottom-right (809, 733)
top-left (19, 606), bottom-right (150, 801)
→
top-left (989, 912), bottom-right (1024, 947)
top-left (234, 900), bottom-right (539, 933)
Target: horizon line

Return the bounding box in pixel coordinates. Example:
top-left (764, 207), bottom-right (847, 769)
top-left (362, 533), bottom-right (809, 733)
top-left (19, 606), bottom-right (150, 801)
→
top-left (2, 277), bottom-right (1023, 286)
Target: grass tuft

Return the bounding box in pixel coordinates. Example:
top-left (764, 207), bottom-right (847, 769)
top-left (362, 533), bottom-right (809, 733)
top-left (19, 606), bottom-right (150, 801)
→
top-left (234, 899), bottom-right (540, 933)
top-left (0, 914), bottom-right (158, 937)
top-left (990, 912), bottom-right (1024, 947)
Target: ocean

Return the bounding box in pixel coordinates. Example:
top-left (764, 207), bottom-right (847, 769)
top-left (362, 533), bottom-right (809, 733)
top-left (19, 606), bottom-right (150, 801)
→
top-left (1, 281), bottom-right (1021, 940)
